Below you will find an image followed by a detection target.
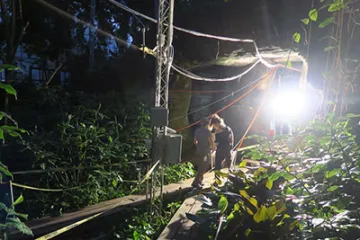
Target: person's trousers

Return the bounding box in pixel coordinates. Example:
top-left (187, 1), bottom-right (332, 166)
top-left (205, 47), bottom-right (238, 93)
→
top-left (192, 153), bottom-right (210, 186)
top-left (214, 147), bottom-right (233, 171)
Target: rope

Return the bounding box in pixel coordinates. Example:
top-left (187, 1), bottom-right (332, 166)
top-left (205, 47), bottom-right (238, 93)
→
top-left (12, 159), bottom-right (151, 175)
top-left (170, 72), bottom-right (273, 123)
top-left (11, 182), bottom-right (87, 192)
top-left (175, 69), bottom-right (276, 132)
top-left (233, 68), bottom-right (278, 150)
top-left (35, 160), bottom-right (160, 240)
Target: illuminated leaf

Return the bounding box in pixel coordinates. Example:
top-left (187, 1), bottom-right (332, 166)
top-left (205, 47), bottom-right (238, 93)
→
top-left (308, 9), bottom-right (318, 21)
top-left (112, 179), bottom-right (118, 187)
top-left (325, 169), bottom-right (340, 179)
top-left (254, 167), bottom-right (267, 177)
top-left (240, 190), bottom-right (250, 200)
top-left (234, 203), bottom-right (240, 211)
top-left (227, 212), bottom-right (234, 221)
top-left (218, 196), bottom-right (228, 213)
top-left (253, 206), bottom-right (267, 223)
top-left (265, 179), bottom-right (273, 190)
top-left (244, 228), bottom-right (251, 237)
top-left (239, 161), bottom-right (247, 167)
top-left (267, 206), bottom-right (277, 220)
top-left (13, 194), bottom-right (24, 207)
top-left (301, 18), bottom-right (310, 25)
top-left (247, 207), bottom-right (254, 215)
top-left (328, 1), bottom-right (345, 12)
top-left (249, 198), bottom-right (259, 209)
top-left (319, 17), bottom-right (334, 28)
top-left (327, 185), bottom-right (339, 192)
top-left (292, 32), bottom-right (301, 43)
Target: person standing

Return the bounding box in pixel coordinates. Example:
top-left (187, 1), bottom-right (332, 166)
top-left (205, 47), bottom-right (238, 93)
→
top-left (210, 114), bottom-right (234, 171)
top-left (192, 117), bottom-right (216, 188)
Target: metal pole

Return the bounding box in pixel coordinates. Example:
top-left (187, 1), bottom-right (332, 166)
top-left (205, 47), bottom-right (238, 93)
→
top-left (150, 0), bottom-right (174, 211)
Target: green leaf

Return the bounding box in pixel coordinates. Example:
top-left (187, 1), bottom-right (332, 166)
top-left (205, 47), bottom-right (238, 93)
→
top-left (265, 179), bottom-right (273, 190)
top-left (319, 17), bottom-right (334, 28)
top-left (13, 194), bottom-right (24, 207)
top-left (325, 169), bottom-right (340, 179)
top-left (0, 82), bottom-right (17, 98)
top-left (292, 32), bottom-right (301, 43)
top-left (324, 45), bottom-right (338, 52)
top-left (227, 212), bottom-right (235, 221)
top-left (239, 161), bottom-right (247, 167)
top-left (267, 205), bottom-right (277, 220)
top-left (346, 113), bottom-right (360, 119)
top-left (301, 18), bottom-right (310, 25)
top-left (0, 64), bottom-right (19, 71)
top-left (0, 165), bottom-right (13, 179)
top-left (253, 206), bottom-right (267, 223)
top-left (327, 185), bottom-right (339, 192)
top-left (244, 228), bottom-right (251, 237)
top-left (249, 198), bottom-right (259, 209)
top-left (328, 1), bottom-right (345, 12)
top-left (112, 179), bottom-right (118, 187)
top-left (308, 9), bottom-right (318, 21)
top-left (218, 196), bottom-right (228, 213)
top-left (0, 129), bottom-right (4, 140)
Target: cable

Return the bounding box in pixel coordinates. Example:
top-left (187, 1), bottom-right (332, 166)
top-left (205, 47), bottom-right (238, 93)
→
top-left (171, 60), bottom-right (261, 82)
top-left (169, 90), bottom-right (231, 93)
top-left (170, 71), bottom-right (273, 122)
top-left (108, 0), bottom-right (278, 70)
top-left (33, 0), bottom-right (141, 52)
top-left (233, 68), bottom-right (278, 151)
top-left (35, 0), bottom-right (300, 85)
top-left (175, 68), bottom-right (277, 132)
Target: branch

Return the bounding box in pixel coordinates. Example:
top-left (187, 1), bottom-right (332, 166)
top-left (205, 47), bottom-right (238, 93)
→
top-left (11, 21), bottom-right (29, 60)
top-left (45, 62), bottom-right (63, 87)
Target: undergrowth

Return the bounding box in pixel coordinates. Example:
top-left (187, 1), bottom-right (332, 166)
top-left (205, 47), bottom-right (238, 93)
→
top-left (187, 113), bottom-right (360, 240)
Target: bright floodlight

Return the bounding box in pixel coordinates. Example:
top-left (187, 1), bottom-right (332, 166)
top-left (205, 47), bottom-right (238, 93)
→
top-left (272, 90), bottom-right (306, 118)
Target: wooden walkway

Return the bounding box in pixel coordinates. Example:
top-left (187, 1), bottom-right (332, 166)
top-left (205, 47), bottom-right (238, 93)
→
top-left (10, 172), bottom-right (216, 240)
top-left (158, 197), bottom-right (203, 240)
top-left (159, 167), bottom-right (251, 240)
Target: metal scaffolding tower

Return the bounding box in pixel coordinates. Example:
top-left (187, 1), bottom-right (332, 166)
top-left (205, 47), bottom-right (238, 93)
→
top-left (149, 0), bottom-right (174, 210)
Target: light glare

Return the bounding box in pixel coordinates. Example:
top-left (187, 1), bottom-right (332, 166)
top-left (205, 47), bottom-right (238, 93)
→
top-left (272, 91), bottom-right (306, 118)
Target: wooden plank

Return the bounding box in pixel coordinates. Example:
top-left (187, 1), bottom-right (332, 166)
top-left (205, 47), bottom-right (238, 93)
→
top-left (158, 196), bottom-right (203, 240)
top-left (9, 172), bottom-right (215, 240)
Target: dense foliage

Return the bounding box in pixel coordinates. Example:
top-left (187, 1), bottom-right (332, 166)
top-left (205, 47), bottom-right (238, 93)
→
top-left (187, 114), bottom-right (360, 239)
top-left (0, 65), bottom-right (32, 238)
top-left (0, 86), bottom-right (194, 220)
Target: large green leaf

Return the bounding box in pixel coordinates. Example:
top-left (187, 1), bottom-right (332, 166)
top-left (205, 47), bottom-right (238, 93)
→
top-left (308, 9), bottom-right (318, 21)
top-left (253, 206), bottom-right (267, 223)
top-left (319, 17), bottom-right (334, 28)
top-left (218, 196), bottom-right (228, 213)
top-left (328, 1), bottom-right (345, 12)
top-left (0, 82), bottom-right (17, 98)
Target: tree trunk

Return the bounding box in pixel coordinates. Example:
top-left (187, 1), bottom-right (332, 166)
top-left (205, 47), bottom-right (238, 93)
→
top-left (169, 63), bottom-right (193, 158)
